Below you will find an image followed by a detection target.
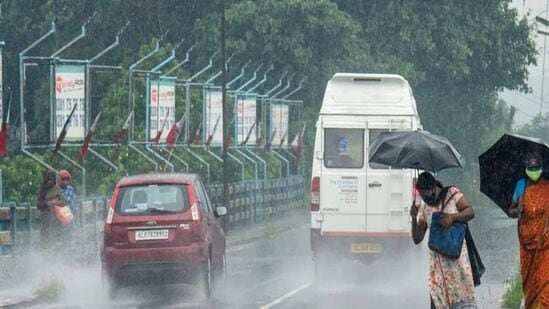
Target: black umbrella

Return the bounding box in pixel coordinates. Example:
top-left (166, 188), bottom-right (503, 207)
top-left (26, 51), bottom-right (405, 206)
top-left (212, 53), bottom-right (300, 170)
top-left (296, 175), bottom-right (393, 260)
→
top-left (478, 133), bottom-right (549, 216)
top-left (368, 130), bottom-right (463, 173)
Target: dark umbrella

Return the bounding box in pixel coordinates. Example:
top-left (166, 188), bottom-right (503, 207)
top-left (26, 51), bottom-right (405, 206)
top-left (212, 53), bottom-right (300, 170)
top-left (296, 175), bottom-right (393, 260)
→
top-left (368, 130), bottom-right (463, 173)
top-left (478, 133), bottom-right (549, 216)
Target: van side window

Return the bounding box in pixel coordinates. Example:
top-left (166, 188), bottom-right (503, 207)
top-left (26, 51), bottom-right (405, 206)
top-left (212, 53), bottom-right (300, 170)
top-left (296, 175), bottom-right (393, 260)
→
top-left (369, 129), bottom-right (390, 169)
top-left (323, 128), bottom-right (364, 169)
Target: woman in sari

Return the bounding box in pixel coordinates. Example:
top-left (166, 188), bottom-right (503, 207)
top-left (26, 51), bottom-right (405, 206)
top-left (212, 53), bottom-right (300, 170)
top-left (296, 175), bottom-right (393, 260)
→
top-left (37, 169), bottom-right (68, 249)
top-left (410, 172), bottom-right (477, 308)
top-left (509, 155), bottom-right (549, 308)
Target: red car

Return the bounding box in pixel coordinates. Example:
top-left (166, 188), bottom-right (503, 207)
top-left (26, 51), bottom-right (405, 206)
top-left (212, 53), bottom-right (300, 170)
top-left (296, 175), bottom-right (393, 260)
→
top-left (101, 173), bottom-right (226, 298)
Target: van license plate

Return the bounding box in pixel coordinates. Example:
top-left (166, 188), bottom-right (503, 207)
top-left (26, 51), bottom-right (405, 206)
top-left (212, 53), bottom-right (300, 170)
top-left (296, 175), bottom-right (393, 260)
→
top-left (135, 229), bottom-right (169, 241)
top-left (351, 243), bottom-right (381, 253)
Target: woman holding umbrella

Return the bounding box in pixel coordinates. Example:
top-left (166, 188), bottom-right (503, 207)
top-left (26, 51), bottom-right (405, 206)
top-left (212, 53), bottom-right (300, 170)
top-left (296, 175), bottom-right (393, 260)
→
top-left (508, 154), bottom-right (549, 309)
top-left (410, 172), bottom-right (477, 309)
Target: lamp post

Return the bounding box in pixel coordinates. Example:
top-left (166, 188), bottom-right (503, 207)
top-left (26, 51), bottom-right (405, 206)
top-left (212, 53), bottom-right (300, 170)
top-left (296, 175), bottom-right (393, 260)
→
top-left (220, 0), bottom-right (229, 212)
top-left (537, 13), bottom-right (549, 116)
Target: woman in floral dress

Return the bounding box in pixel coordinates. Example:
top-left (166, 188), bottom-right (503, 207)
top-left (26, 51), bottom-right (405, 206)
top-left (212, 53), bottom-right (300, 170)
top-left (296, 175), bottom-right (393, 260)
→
top-left (410, 172), bottom-right (477, 308)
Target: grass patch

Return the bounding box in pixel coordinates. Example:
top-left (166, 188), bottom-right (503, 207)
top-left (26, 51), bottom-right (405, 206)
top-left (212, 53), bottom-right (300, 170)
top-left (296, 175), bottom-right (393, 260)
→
top-left (33, 278), bottom-right (65, 303)
top-left (265, 225), bottom-right (278, 239)
top-left (501, 272), bottom-right (523, 309)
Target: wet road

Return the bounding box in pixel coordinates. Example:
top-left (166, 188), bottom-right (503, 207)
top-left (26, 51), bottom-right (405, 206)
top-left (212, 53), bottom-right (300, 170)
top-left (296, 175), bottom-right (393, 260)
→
top-left (17, 205), bottom-right (518, 308)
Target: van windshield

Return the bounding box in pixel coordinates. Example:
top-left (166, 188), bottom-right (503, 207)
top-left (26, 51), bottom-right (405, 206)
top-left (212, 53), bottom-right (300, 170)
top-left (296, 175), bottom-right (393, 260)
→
top-left (323, 128), bottom-right (364, 168)
top-left (115, 184), bottom-right (190, 215)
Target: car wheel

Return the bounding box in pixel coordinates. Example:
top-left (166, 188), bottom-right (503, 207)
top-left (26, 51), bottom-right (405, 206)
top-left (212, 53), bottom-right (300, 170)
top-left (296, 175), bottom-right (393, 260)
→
top-left (102, 271), bottom-right (118, 300)
top-left (200, 257), bottom-right (213, 298)
top-left (215, 252), bottom-right (226, 286)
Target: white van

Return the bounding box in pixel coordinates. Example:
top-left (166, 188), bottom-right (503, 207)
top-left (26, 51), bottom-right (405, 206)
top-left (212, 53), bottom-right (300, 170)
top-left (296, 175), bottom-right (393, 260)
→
top-left (310, 73), bottom-right (422, 274)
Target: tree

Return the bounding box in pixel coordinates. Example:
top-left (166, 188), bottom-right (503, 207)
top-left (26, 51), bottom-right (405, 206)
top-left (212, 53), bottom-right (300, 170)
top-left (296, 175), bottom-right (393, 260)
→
top-left (333, 1), bottom-right (536, 200)
top-left (517, 113), bottom-right (549, 141)
top-left (0, 0), bottom-right (539, 201)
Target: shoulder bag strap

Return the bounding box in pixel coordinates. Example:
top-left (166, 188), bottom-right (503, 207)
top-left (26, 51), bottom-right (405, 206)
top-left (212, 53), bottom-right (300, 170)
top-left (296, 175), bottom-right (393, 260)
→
top-left (440, 187), bottom-right (459, 213)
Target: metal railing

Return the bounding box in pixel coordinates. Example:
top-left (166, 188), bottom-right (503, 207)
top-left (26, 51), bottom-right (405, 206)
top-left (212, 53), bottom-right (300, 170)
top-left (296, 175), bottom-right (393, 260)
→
top-left (0, 176), bottom-right (305, 266)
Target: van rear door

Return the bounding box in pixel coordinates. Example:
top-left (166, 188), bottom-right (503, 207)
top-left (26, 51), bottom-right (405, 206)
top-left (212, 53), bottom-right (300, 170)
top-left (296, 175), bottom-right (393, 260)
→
top-left (319, 121), bottom-right (367, 235)
top-left (365, 119), bottom-right (414, 234)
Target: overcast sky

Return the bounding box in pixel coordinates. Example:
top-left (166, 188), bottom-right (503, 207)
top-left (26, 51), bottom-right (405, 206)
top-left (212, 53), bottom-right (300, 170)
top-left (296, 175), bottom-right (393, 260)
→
top-left (500, 0), bottom-right (549, 126)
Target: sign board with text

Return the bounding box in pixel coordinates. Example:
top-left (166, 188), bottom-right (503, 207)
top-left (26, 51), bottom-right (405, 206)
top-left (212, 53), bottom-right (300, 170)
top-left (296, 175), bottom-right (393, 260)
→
top-left (54, 64), bottom-right (86, 140)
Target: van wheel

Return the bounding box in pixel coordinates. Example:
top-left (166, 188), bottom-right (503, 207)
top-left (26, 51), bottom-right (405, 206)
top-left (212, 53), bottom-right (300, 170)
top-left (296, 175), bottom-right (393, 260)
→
top-left (314, 255), bottom-right (328, 284)
top-left (200, 257), bottom-right (213, 298)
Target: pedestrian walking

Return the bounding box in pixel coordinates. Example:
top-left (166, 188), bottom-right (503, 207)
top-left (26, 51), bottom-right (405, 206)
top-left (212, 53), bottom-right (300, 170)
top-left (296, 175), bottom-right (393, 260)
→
top-left (410, 172), bottom-right (477, 309)
top-left (508, 153), bottom-right (549, 308)
top-left (57, 169), bottom-right (77, 259)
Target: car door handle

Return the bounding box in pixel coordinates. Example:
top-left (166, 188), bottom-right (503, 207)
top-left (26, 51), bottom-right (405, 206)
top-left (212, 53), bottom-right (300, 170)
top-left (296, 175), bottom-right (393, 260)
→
top-left (368, 181), bottom-right (382, 188)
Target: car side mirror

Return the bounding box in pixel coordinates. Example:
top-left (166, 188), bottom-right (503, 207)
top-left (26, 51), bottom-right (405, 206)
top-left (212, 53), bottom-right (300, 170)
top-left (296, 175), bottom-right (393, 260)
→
top-left (216, 206), bottom-right (227, 217)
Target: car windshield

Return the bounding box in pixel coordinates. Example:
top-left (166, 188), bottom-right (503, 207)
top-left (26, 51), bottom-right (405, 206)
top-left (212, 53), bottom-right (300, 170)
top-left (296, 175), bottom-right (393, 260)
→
top-left (115, 184), bottom-right (189, 215)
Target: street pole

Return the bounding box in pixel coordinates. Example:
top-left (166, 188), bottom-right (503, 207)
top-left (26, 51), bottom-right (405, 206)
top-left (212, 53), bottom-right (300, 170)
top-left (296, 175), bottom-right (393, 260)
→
top-left (221, 0), bottom-right (229, 213)
top-left (542, 0), bottom-right (549, 116)
top-left (537, 6), bottom-right (549, 116)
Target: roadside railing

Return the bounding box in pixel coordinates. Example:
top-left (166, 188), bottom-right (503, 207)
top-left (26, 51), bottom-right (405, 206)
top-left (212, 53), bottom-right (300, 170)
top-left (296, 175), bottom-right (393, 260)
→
top-left (0, 175), bottom-right (305, 268)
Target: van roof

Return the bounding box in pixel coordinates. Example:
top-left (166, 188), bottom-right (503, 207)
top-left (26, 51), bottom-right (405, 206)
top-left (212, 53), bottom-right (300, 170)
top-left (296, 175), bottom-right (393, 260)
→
top-left (320, 73), bottom-right (418, 116)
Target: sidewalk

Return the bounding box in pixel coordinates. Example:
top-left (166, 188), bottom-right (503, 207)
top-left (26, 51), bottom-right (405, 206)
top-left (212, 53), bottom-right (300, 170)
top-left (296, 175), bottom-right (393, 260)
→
top-left (0, 287), bottom-right (36, 308)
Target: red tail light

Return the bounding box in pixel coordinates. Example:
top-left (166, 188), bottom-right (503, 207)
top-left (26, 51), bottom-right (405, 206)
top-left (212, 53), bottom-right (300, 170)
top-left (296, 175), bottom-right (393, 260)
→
top-left (311, 176), bottom-right (320, 211)
top-left (187, 186), bottom-right (205, 242)
top-left (188, 188), bottom-right (200, 222)
top-left (104, 188), bottom-right (120, 235)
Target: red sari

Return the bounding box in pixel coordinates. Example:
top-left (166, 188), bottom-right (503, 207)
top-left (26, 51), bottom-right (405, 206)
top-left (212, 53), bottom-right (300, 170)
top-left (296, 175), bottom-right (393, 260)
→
top-left (519, 179), bottom-right (549, 308)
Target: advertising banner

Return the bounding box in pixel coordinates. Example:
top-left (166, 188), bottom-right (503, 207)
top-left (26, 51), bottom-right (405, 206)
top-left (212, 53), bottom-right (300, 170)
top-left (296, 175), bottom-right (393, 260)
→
top-left (270, 102), bottom-right (289, 148)
top-left (149, 78), bottom-right (176, 141)
top-left (54, 64), bottom-right (86, 140)
top-left (203, 87), bottom-right (224, 146)
top-left (235, 95), bottom-right (257, 145)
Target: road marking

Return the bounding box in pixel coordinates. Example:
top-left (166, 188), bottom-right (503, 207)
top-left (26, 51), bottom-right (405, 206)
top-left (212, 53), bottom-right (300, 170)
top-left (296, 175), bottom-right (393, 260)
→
top-left (259, 282), bottom-right (312, 309)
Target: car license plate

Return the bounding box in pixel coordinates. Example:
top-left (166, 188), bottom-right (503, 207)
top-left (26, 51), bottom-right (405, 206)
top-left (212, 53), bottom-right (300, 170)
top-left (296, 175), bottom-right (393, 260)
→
top-left (135, 229), bottom-right (169, 241)
top-left (351, 243), bottom-right (381, 253)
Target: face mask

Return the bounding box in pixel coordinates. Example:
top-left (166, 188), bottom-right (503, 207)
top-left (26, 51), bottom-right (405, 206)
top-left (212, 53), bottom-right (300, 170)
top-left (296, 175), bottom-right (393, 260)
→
top-left (421, 191), bottom-right (438, 206)
top-left (526, 168), bottom-right (543, 181)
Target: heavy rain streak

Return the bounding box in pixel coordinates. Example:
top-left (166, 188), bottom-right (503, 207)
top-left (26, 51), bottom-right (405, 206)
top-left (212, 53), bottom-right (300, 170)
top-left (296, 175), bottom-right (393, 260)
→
top-left (0, 1), bottom-right (548, 309)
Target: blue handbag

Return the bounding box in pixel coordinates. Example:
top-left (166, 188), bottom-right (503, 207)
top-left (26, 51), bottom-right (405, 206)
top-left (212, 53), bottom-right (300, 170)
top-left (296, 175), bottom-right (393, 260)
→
top-left (428, 190), bottom-right (466, 259)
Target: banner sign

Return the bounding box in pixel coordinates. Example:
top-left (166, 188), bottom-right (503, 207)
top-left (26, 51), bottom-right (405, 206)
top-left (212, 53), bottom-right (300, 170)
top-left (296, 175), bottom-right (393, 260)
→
top-left (54, 64), bottom-right (86, 140)
top-left (149, 78), bottom-right (176, 141)
top-left (270, 101), bottom-right (289, 148)
top-left (235, 95), bottom-right (257, 145)
top-left (203, 87), bottom-right (224, 146)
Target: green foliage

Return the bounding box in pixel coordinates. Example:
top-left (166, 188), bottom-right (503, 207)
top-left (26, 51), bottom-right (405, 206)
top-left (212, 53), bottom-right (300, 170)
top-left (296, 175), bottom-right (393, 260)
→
top-left (517, 113), bottom-right (549, 141)
top-left (1, 155), bottom-right (46, 202)
top-left (0, 1), bottom-right (539, 203)
top-left (501, 272), bottom-right (523, 309)
top-left (339, 1), bottom-right (537, 203)
top-left (33, 277), bottom-right (65, 303)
